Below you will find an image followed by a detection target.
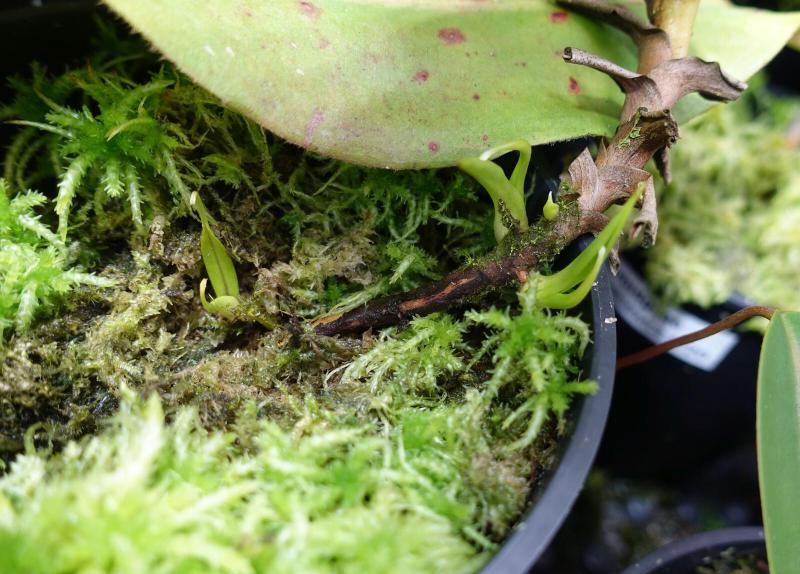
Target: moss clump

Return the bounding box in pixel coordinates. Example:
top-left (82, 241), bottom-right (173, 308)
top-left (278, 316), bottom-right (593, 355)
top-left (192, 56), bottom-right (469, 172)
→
top-left (643, 77), bottom-right (800, 312)
top-left (1, 395), bottom-right (479, 574)
top-left (0, 22), bottom-right (594, 573)
top-left (0, 179), bottom-right (111, 338)
top-left (0, 295), bottom-right (590, 572)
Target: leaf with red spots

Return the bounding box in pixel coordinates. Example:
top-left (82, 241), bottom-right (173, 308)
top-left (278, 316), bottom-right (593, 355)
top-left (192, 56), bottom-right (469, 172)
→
top-left (104, 0), bottom-right (800, 168)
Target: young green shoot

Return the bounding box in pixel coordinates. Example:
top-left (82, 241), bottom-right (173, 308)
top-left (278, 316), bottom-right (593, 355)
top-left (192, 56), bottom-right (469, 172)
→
top-left (532, 183), bottom-right (644, 309)
top-left (543, 192), bottom-right (559, 222)
top-left (458, 140), bottom-right (531, 242)
top-left (191, 192), bottom-right (240, 319)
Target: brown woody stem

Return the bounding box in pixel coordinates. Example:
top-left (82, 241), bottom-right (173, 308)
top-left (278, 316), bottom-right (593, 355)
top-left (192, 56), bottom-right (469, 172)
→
top-left (314, 215), bottom-right (586, 336)
top-left (616, 305), bottom-right (775, 370)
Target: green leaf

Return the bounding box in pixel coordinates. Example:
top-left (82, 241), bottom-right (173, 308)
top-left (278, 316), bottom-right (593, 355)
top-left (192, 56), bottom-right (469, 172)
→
top-left (673, 0), bottom-right (800, 124)
top-left (200, 223), bottom-right (239, 299)
top-left (458, 139), bottom-right (530, 242)
top-left (757, 311), bottom-right (800, 574)
top-left (101, 0), bottom-right (799, 168)
top-left (191, 191), bottom-right (239, 300)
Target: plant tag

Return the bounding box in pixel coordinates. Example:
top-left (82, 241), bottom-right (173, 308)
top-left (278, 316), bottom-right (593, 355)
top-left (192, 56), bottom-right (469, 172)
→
top-left (613, 262), bottom-right (739, 372)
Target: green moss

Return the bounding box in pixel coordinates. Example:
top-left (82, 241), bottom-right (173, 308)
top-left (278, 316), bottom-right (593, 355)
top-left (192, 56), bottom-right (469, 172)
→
top-left (0, 179), bottom-right (111, 338)
top-left (643, 76), bottom-right (800, 313)
top-left (466, 283), bottom-right (595, 450)
top-left (0, 292), bottom-right (589, 572)
top-left (695, 548), bottom-right (768, 574)
top-left (0, 23), bottom-right (594, 574)
top-left (0, 396), bottom-right (480, 574)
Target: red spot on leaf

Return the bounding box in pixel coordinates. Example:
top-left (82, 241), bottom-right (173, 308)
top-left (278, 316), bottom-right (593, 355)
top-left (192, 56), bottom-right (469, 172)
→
top-left (438, 28), bottom-right (466, 44)
top-left (472, 93), bottom-right (481, 101)
top-left (303, 109), bottom-right (325, 147)
top-left (428, 142), bottom-right (440, 152)
top-left (413, 70), bottom-right (430, 83)
top-left (569, 76), bottom-right (581, 94)
top-left (318, 37), bottom-right (330, 49)
top-left (298, 1), bottom-right (319, 18)
top-left (481, 134), bottom-right (489, 142)
top-left (550, 11), bottom-right (569, 23)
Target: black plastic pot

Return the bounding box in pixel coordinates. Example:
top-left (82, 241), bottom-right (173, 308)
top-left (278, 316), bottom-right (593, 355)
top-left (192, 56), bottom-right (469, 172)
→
top-left (481, 235), bottom-right (617, 573)
top-left (2, 4), bottom-right (618, 573)
top-left (621, 527), bottom-right (766, 574)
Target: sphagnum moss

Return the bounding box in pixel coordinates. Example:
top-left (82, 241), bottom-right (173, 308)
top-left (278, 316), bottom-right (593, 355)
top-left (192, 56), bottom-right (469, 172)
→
top-left (0, 23), bottom-right (595, 573)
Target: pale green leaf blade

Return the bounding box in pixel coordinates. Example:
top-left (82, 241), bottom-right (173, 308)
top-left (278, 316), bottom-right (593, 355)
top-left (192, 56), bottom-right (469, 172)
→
top-left (101, 0), bottom-right (632, 168)
top-left (757, 311), bottom-right (800, 574)
top-left (103, 0), bottom-right (799, 168)
top-left (200, 224), bottom-right (239, 298)
top-left (674, 0), bottom-right (800, 123)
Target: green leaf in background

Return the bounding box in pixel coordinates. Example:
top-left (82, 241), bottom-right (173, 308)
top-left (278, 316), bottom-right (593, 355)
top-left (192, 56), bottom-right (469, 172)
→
top-left (757, 311), bottom-right (800, 574)
top-left (102, 0), bottom-right (799, 169)
top-left (673, 0), bottom-right (800, 123)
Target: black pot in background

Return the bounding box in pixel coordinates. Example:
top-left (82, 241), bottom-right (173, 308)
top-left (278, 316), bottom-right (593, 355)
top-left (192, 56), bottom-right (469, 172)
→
top-left (1, 5), bottom-right (619, 573)
top-left (621, 527), bottom-right (766, 574)
top-left (598, 258), bottom-right (764, 479)
top-left (0, 1), bottom-right (97, 83)
top-left (598, 36), bottom-right (798, 481)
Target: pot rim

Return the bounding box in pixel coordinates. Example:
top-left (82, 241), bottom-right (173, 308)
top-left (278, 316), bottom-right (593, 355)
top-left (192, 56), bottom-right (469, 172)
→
top-left (480, 235), bottom-right (617, 573)
top-left (621, 526), bottom-right (766, 574)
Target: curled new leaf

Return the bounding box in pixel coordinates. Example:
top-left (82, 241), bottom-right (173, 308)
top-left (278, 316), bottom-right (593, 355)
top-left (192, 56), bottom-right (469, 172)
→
top-left (458, 140), bottom-right (530, 242)
top-left (534, 181), bottom-right (643, 309)
top-left (199, 279), bottom-right (239, 320)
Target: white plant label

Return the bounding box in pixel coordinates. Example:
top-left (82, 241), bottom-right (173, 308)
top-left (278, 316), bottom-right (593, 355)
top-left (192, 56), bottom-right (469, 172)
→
top-left (612, 262), bottom-right (739, 372)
